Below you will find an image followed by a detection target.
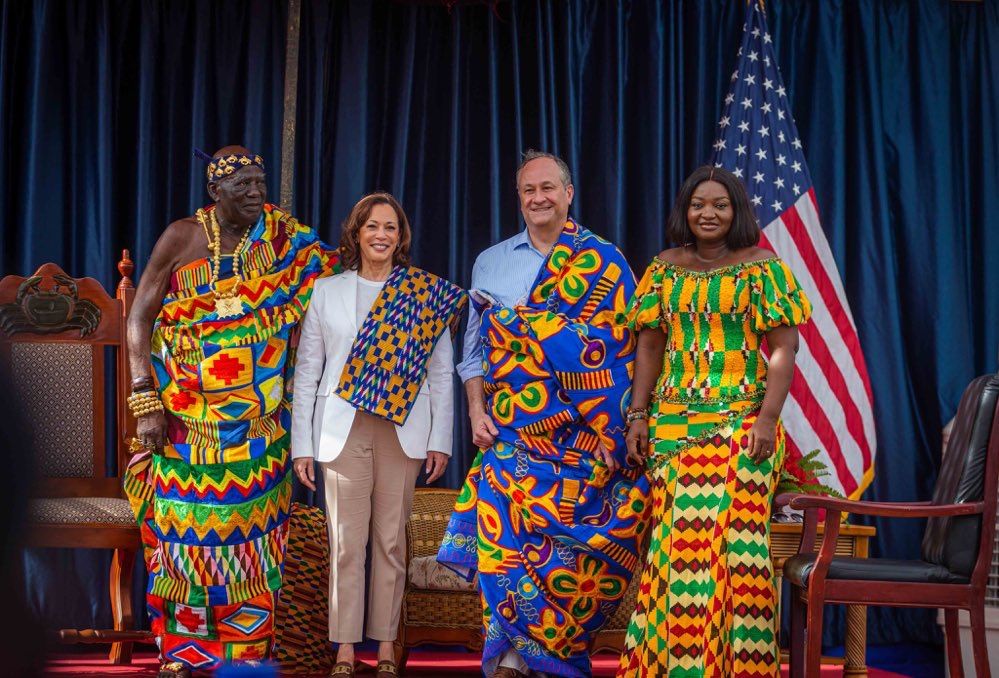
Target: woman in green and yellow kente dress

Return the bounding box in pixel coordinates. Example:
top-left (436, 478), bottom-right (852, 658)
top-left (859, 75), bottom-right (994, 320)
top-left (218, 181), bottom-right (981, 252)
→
top-left (617, 166), bottom-right (811, 678)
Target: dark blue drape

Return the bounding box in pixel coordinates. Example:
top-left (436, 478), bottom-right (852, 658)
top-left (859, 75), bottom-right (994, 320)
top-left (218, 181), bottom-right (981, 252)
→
top-left (2, 0), bottom-right (997, 655)
top-left (0, 0), bottom-right (289, 640)
top-left (293, 0), bottom-right (999, 648)
top-left (1, 0), bottom-right (288, 288)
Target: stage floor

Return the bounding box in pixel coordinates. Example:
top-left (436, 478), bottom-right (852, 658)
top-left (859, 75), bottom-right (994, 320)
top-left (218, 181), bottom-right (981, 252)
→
top-left (44, 650), bottom-right (913, 677)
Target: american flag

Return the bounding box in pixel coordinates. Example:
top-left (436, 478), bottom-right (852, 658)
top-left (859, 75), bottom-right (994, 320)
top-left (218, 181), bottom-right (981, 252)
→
top-left (711, 1), bottom-right (875, 499)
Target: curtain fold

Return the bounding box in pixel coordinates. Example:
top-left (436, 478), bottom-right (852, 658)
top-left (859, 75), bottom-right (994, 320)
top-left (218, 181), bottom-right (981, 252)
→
top-left (1, 0), bottom-right (288, 635)
top-left (1, 0), bottom-right (997, 651)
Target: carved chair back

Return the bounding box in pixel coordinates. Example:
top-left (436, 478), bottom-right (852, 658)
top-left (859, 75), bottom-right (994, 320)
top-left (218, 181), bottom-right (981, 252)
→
top-left (0, 256), bottom-right (135, 499)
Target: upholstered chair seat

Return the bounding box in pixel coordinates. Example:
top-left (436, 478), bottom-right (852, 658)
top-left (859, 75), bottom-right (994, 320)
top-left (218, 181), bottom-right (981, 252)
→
top-left (29, 497), bottom-right (135, 526)
top-left (784, 554), bottom-right (970, 587)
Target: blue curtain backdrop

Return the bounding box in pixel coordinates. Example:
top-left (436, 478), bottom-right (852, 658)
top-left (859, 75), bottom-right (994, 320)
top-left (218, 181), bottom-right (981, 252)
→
top-left (0, 0), bottom-right (290, 643)
top-left (1, 0), bottom-right (997, 655)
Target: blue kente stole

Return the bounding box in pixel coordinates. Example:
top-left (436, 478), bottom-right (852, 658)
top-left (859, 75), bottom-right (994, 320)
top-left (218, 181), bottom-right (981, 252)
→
top-left (335, 265), bottom-right (467, 425)
top-left (437, 220), bottom-right (652, 678)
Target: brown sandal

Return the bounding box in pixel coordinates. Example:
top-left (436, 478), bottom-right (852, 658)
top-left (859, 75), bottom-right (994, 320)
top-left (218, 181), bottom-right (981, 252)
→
top-left (330, 661), bottom-right (355, 676)
top-left (376, 659), bottom-right (400, 677)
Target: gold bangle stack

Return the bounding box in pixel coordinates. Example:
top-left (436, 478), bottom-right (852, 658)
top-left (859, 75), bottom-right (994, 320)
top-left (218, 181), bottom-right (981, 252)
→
top-left (128, 390), bottom-right (164, 418)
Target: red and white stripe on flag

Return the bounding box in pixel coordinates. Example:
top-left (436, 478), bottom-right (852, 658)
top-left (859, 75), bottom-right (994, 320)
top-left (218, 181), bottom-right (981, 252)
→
top-left (761, 191), bottom-right (875, 498)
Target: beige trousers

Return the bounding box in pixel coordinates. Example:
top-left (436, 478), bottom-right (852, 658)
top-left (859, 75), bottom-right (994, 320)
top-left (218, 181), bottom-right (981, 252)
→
top-left (321, 410), bottom-right (423, 643)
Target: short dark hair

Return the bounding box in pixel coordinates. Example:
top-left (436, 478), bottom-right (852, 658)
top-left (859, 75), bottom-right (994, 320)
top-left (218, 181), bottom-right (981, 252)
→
top-left (665, 165), bottom-right (760, 249)
top-left (516, 149), bottom-right (572, 188)
top-left (339, 192), bottom-right (412, 270)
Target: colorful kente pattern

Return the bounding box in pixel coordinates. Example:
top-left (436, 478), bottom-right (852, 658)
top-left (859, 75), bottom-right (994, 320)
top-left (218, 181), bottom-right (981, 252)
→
top-left (438, 220), bottom-right (651, 678)
top-left (617, 257), bottom-right (811, 678)
top-left (124, 204), bottom-right (339, 671)
top-left (148, 591), bottom-right (276, 668)
top-left (272, 503), bottom-right (334, 674)
top-left (335, 265), bottom-right (467, 425)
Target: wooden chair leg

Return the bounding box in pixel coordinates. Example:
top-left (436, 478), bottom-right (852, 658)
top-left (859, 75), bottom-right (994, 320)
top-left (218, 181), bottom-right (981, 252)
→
top-left (970, 604), bottom-right (991, 678)
top-left (944, 608), bottom-right (965, 678)
top-left (843, 604), bottom-right (868, 677)
top-left (804, 588), bottom-right (825, 678)
top-left (108, 548), bottom-right (136, 665)
top-left (789, 584), bottom-right (806, 678)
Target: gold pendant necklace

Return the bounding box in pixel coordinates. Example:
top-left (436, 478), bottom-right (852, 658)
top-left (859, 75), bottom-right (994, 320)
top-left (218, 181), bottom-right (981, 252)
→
top-left (196, 208), bottom-right (252, 319)
top-left (214, 296), bottom-right (243, 318)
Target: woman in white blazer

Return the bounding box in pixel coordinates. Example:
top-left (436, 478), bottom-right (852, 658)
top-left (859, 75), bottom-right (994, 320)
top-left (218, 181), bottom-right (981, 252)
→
top-left (291, 193), bottom-right (466, 678)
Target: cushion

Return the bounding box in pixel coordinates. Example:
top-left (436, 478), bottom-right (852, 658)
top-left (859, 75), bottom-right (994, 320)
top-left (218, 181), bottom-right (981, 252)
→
top-left (408, 554), bottom-right (478, 592)
top-left (28, 497), bottom-right (134, 526)
top-left (784, 554), bottom-right (970, 588)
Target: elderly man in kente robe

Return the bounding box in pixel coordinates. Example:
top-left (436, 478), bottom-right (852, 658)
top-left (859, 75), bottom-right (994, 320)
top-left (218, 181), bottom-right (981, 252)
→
top-left (124, 146), bottom-right (339, 677)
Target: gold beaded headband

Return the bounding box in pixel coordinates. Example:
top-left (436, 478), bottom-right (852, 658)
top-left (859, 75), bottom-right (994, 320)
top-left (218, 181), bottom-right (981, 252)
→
top-left (194, 148), bottom-right (265, 183)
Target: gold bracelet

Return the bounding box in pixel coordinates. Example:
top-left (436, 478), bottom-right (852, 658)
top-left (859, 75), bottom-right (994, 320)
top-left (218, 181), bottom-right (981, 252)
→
top-left (127, 391), bottom-right (164, 418)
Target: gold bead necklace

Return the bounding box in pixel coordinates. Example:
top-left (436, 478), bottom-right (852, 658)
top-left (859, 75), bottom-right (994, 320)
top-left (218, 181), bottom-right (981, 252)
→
top-left (196, 207), bottom-right (252, 318)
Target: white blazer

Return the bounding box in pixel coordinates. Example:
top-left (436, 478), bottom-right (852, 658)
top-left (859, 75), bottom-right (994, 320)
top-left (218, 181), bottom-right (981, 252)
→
top-left (290, 270), bottom-right (455, 462)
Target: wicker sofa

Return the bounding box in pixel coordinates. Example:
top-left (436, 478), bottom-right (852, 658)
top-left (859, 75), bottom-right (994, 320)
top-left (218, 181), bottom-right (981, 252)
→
top-left (396, 488), bottom-right (640, 667)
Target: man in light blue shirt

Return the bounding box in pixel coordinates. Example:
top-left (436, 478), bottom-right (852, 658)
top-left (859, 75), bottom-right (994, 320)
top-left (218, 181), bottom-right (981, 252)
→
top-left (454, 228), bottom-right (549, 381)
top-left (452, 149), bottom-right (620, 678)
top-left (458, 152), bottom-right (574, 457)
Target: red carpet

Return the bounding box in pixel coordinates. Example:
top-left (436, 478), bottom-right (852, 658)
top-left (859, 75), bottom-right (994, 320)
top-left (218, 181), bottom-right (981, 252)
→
top-left (44, 650), bottom-right (913, 677)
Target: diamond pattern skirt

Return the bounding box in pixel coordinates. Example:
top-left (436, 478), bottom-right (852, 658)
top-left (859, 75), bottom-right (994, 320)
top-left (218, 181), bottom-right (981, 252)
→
top-left (617, 415), bottom-right (785, 678)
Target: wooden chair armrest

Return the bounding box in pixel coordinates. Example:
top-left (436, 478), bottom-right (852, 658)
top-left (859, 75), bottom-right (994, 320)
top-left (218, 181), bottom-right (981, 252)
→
top-left (774, 492), bottom-right (794, 508)
top-left (788, 494), bottom-right (984, 518)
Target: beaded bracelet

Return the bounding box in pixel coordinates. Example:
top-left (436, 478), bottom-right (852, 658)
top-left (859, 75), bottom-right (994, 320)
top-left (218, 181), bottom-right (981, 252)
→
top-left (625, 407), bottom-right (649, 424)
top-left (127, 390), bottom-right (164, 418)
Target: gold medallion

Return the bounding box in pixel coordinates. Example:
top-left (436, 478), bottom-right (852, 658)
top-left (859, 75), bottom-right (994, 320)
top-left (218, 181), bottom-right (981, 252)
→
top-left (215, 296), bottom-right (243, 318)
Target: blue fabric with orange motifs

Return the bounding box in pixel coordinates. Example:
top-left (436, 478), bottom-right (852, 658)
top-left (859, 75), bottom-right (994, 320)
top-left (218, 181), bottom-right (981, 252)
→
top-left (438, 220), bottom-right (652, 678)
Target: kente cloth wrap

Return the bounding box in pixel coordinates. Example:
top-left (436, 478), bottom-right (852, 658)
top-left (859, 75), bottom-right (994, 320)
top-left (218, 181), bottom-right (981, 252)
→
top-left (207, 153), bottom-right (265, 182)
top-left (617, 257), bottom-right (811, 678)
top-left (123, 203), bottom-right (339, 671)
top-left (272, 503), bottom-right (334, 674)
top-left (437, 220), bottom-right (652, 678)
top-left (334, 265), bottom-right (467, 425)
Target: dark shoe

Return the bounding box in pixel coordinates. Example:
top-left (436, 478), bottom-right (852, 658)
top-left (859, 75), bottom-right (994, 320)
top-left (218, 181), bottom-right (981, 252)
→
top-left (330, 661), bottom-right (356, 677)
top-left (490, 668), bottom-right (528, 678)
top-left (158, 662), bottom-right (192, 678)
top-left (376, 659), bottom-right (400, 677)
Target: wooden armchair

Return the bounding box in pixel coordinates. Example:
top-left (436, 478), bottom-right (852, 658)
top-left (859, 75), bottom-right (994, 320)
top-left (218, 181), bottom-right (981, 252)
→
top-left (397, 488), bottom-right (483, 668)
top-left (782, 371), bottom-right (999, 678)
top-left (0, 254), bottom-right (141, 664)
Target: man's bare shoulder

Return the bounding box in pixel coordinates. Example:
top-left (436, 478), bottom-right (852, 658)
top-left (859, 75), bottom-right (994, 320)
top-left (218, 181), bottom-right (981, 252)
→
top-left (147, 216), bottom-right (208, 270)
top-left (160, 216), bottom-right (201, 244)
